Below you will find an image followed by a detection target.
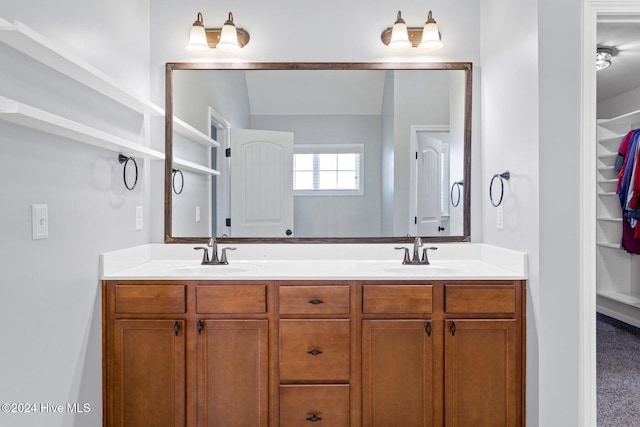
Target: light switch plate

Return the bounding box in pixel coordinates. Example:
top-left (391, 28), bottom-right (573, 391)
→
top-left (135, 206), bottom-right (143, 230)
top-left (32, 204), bottom-right (48, 239)
top-left (196, 206), bottom-right (201, 222)
top-left (496, 205), bottom-right (504, 230)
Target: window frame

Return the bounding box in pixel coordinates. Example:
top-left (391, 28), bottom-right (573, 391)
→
top-left (293, 144), bottom-right (364, 197)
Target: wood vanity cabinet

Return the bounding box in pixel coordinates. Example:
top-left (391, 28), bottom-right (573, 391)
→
top-left (360, 281), bottom-right (524, 427)
top-left (194, 283), bottom-right (269, 427)
top-left (103, 281), bottom-right (269, 427)
top-left (362, 285), bottom-right (441, 426)
top-left (103, 279), bottom-right (525, 427)
top-left (442, 284), bottom-right (523, 427)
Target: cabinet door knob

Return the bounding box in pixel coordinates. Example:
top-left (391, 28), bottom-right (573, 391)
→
top-left (306, 414), bottom-right (322, 422)
top-left (307, 349), bottom-right (323, 356)
top-left (426, 321), bottom-right (432, 337)
top-left (450, 321), bottom-right (456, 336)
top-left (174, 321), bottom-right (180, 336)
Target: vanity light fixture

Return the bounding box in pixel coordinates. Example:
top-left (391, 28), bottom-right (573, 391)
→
top-left (386, 11), bottom-right (412, 50)
top-left (596, 47), bottom-right (614, 71)
top-left (381, 10), bottom-right (443, 50)
top-left (185, 11), bottom-right (250, 53)
top-left (418, 11), bottom-right (443, 50)
top-left (185, 12), bottom-right (210, 52)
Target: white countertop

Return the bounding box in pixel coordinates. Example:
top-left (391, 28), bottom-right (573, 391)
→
top-left (100, 243), bottom-right (527, 281)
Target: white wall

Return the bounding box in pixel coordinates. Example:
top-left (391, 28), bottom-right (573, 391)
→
top-left (538, 0), bottom-right (584, 425)
top-left (598, 84), bottom-right (640, 118)
top-left (381, 71), bottom-right (395, 235)
top-left (0, 1), bottom-right (151, 426)
top-left (480, 2), bottom-right (540, 424)
top-left (482, 0), bottom-right (588, 425)
top-left (449, 71), bottom-right (466, 234)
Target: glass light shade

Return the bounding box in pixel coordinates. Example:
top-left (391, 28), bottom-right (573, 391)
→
top-left (596, 50), bottom-right (612, 71)
top-left (216, 12), bottom-right (241, 52)
top-left (418, 11), bottom-right (443, 50)
top-left (388, 11), bottom-right (412, 50)
top-left (185, 13), bottom-right (210, 52)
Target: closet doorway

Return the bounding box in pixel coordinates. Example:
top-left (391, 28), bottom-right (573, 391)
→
top-left (594, 10), bottom-right (640, 427)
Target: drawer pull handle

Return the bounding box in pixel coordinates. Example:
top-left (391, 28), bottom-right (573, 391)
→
top-left (307, 349), bottom-right (323, 356)
top-left (450, 321), bottom-right (456, 336)
top-left (309, 299), bottom-right (324, 305)
top-left (306, 414), bottom-right (322, 422)
top-left (426, 321), bottom-right (432, 337)
top-left (197, 320), bottom-right (203, 335)
top-left (174, 321), bottom-right (180, 336)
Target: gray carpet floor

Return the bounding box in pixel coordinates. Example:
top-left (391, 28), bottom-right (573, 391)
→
top-left (597, 313), bottom-right (640, 426)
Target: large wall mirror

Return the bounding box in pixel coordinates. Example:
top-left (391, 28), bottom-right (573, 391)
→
top-left (165, 62), bottom-right (471, 243)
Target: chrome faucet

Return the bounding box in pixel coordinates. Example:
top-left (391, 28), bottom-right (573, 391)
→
top-left (413, 236), bottom-right (423, 261)
top-left (194, 238), bottom-right (236, 265)
top-left (395, 237), bottom-right (437, 265)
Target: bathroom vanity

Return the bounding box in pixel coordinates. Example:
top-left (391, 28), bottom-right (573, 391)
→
top-left (101, 243), bottom-right (526, 427)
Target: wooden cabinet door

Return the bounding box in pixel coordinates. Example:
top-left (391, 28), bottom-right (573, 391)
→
top-left (197, 319), bottom-right (269, 427)
top-left (444, 319), bottom-right (521, 427)
top-left (109, 319), bottom-right (186, 427)
top-left (362, 320), bottom-right (439, 427)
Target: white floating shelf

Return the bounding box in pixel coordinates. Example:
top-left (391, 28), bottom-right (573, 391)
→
top-left (597, 152), bottom-right (617, 161)
top-left (599, 109), bottom-right (640, 126)
top-left (0, 17), bottom-right (164, 117)
top-left (173, 157), bottom-right (220, 176)
top-left (598, 110), bottom-right (640, 134)
top-left (597, 133), bottom-right (625, 144)
top-left (597, 242), bottom-right (621, 249)
top-left (0, 96), bottom-right (164, 160)
top-left (598, 290), bottom-right (640, 307)
top-left (597, 217), bottom-right (622, 222)
top-left (173, 117), bottom-right (220, 148)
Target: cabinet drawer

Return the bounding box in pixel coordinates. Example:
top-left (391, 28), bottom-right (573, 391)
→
top-left (279, 286), bottom-right (350, 315)
top-left (280, 385), bottom-right (350, 426)
top-left (279, 320), bottom-right (350, 381)
top-left (197, 285), bottom-right (267, 314)
top-left (445, 284), bottom-right (516, 314)
top-left (362, 285), bottom-right (433, 314)
top-left (115, 285), bottom-right (185, 314)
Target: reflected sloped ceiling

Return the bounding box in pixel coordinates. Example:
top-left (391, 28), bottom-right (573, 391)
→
top-left (244, 69), bottom-right (387, 116)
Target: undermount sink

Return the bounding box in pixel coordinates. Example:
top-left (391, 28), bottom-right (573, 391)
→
top-left (158, 262), bottom-right (261, 276)
top-left (378, 264), bottom-right (467, 276)
top-left (174, 266), bottom-right (249, 275)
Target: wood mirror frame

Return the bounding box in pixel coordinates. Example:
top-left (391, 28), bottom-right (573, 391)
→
top-left (165, 62), bottom-right (472, 244)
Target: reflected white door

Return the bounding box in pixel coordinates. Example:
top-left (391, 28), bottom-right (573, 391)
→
top-left (230, 129), bottom-right (294, 237)
top-left (413, 129), bottom-right (450, 236)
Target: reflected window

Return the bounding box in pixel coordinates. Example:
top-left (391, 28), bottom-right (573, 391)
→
top-left (293, 144), bottom-right (363, 196)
